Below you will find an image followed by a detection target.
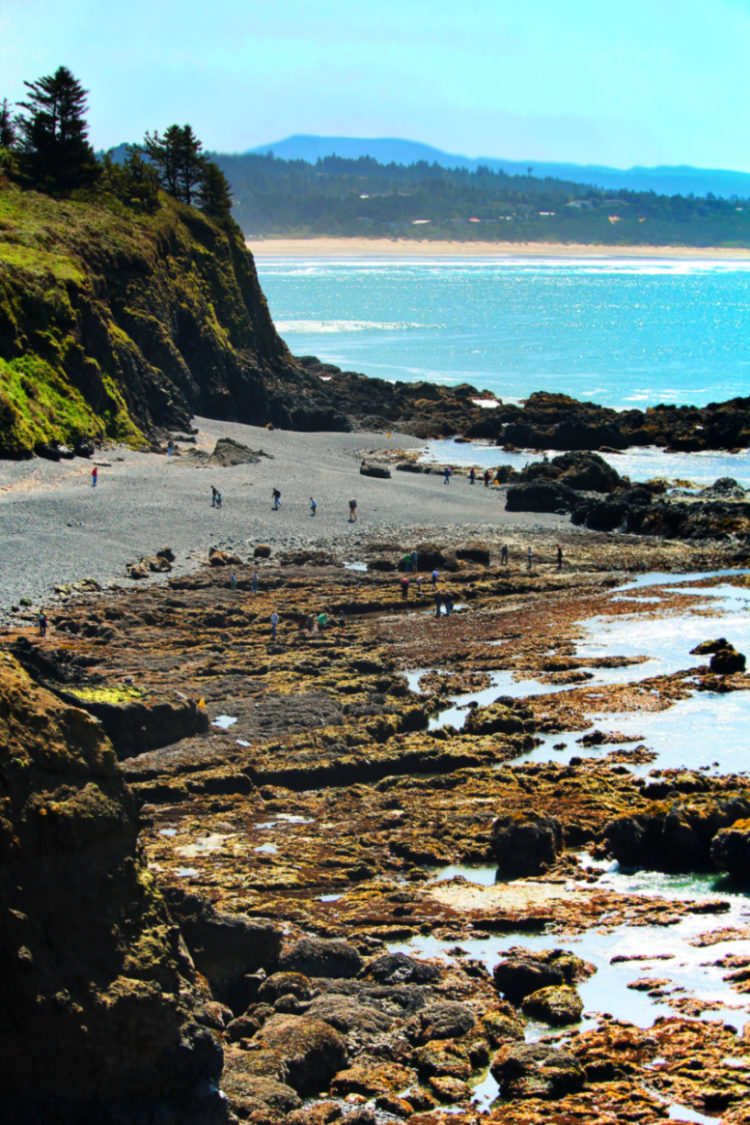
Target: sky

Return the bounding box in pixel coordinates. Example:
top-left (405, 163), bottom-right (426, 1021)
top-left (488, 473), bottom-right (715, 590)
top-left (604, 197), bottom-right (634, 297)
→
top-left (3, 0), bottom-right (750, 171)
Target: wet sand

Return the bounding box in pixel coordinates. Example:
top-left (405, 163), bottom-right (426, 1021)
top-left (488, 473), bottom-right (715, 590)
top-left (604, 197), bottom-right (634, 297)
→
top-left (0, 417), bottom-right (572, 617)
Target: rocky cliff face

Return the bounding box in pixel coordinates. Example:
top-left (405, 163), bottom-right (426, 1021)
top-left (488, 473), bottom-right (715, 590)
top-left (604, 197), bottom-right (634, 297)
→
top-left (0, 182), bottom-right (348, 456)
top-left (0, 652), bottom-right (230, 1124)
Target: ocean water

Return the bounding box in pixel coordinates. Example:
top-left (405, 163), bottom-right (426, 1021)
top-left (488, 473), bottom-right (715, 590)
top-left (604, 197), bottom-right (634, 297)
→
top-left (255, 255), bottom-right (750, 411)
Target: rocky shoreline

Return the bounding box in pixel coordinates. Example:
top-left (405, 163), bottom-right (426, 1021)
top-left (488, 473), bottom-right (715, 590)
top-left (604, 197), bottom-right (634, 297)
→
top-left (3, 505), bottom-right (750, 1122)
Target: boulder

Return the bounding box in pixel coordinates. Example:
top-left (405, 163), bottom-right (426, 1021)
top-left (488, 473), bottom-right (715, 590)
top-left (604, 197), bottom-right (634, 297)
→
top-left (359, 461), bottom-right (391, 479)
top-left (463, 698), bottom-right (533, 738)
top-left (710, 645), bottom-right (746, 674)
top-left (279, 936), bottom-right (363, 979)
top-left (492, 958), bottom-right (564, 1005)
top-left (711, 819), bottom-right (750, 882)
top-left (258, 972), bottom-right (313, 1005)
top-left (521, 984), bottom-right (584, 1025)
top-left (305, 995), bottom-right (392, 1035)
top-left (490, 1042), bottom-right (585, 1099)
top-left (258, 1014), bottom-right (347, 1095)
top-left (490, 811), bottom-right (563, 877)
top-left (254, 543), bottom-right (272, 558)
top-left (505, 481), bottom-right (575, 513)
top-left (365, 952), bottom-right (441, 985)
top-left (691, 637), bottom-right (729, 655)
top-left (413, 1001), bottom-right (476, 1042)
top-left (207, 437), bottom-right (268, 466)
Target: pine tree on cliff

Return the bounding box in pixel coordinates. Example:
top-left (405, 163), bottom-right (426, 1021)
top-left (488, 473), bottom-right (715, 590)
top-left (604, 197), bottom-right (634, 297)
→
top-left (0, 98), bottom-right (15, 148)
top-left (143, 124), bottom-right (204, 206)
top-left (17, 66), bottom-right (99, 192)
top-left (198, 159), bottom-right (233, 222)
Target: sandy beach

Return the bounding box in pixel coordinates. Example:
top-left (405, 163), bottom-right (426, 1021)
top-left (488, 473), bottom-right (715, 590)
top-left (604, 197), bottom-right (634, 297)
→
top-left (248, 236), bottom-right (750, 259)
top-left (0, 418), bottom-right (573, 619)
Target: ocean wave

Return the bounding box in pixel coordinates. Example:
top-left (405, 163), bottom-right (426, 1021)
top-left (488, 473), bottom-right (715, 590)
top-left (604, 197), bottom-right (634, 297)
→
top-left (275, 319), bottom-right (429, 334)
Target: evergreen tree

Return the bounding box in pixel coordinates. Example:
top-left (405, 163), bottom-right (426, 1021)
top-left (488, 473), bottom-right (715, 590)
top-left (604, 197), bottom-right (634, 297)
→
top-left (17, 66), bottom-right (99, 192)
top-left (143, 124), bottom-right (204, 205)
top-left (199, 159), bottom-right (233, 222)
top-left (0, 98), bottom-right (15, 148)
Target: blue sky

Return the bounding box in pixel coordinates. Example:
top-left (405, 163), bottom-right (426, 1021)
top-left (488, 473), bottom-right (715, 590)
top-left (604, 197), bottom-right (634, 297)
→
top-left (3, 0), bottom-right (749, 170)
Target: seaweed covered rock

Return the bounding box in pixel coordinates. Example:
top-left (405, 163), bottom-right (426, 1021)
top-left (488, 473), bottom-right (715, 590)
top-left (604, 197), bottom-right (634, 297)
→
top-left (257, 1014), bottom-right (347, 1095)
top-left (0, 654), bottom-right (230, 1124)
top-left (711, 819), bottom-right (750, 882)
top-left (490, 811), bottom-right (564, 876)
top-left (490, 1042), bottom-right (585, 1099)
top-left (521, 984), bottom-right (584, 1026)
top-left (603, 798), bottom-right (750, 871)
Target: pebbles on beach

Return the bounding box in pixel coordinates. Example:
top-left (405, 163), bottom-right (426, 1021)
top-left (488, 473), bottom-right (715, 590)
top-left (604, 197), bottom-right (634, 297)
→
top-left (0, 417), bottom-right (571, 619)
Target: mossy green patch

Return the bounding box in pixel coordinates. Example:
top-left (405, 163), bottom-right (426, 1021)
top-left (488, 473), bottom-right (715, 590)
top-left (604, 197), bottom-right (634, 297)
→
top-left (67, 685), bottom-right (143, 704)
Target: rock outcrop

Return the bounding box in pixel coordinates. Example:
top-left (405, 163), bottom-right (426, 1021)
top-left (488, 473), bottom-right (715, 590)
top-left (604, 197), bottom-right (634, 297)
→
top-left (0, 653), bottom-right (230, 1124)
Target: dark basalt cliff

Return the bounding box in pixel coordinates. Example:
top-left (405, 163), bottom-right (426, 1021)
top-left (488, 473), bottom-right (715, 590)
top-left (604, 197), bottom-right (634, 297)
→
top-left (0, 653), bottom-right (231, 1124)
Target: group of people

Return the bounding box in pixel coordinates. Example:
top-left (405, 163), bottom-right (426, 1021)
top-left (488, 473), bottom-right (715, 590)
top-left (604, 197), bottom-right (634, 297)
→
top-left (270, 608), bottom-right (347, 641)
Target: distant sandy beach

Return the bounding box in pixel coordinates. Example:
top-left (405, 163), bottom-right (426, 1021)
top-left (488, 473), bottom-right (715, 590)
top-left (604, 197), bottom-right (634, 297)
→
top-left (248, 237), bottom-right (750, 259)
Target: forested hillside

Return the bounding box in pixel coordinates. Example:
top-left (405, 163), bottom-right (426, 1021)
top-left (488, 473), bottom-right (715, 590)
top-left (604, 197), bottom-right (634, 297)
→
top-left (215, 152), bottom-right (750, 247)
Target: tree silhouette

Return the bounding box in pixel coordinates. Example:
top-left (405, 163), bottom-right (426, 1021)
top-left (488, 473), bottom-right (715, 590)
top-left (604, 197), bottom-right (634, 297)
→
top-left (143, 124), bottom-right (204, 205)
top-left (17, 66), bottom-right (99, 192)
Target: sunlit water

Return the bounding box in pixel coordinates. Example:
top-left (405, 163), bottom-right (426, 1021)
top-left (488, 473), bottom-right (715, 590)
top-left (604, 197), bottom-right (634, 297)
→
top-left (406, 572), bottom-right (750, 773)
top-left (256, 256), bottom-right (750, 411)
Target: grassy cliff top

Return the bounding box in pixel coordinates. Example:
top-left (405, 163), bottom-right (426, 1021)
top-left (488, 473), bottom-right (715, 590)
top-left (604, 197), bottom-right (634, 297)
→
top-left (0, 180), bottom-right (295, 457)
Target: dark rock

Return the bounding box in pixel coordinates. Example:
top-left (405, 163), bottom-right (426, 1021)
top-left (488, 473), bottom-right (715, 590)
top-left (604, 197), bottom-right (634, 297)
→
top-left (0, 656), bottom-right (230, 1124)
top-left (359, 461), bottom-right (391, 479)
top-left (279, 936), bottom-right (363, 979)
top-left (710, 645), bottom-right (746, 674)
top-left (492, 958), bottom-right (564, 1005)
top-left (521, 984), bottom-right (584, 1025)
top-left (691, 637), bottom-right (729, 655)
top-left (455, 543), bottom-right (491, 565)
top-left (305, 995), bottom-right (392, 1034)
top-left (711, 819), bottom-right (750, 882)
top-left (505, 481), bottom-right (575, 513)
top-left (207, 437), bottom-right (269, 466)
top-left (164, 890), bottom-right (282, 1011)
top-left (365, 953), bottom-right (441, 985)
top-left (258, 972), bottom-right (313, 1004)
top-left (254, 544), bottom-right (272, 558)
top-left (414, 1001), bottom-right (476, 1041)
top-left (490, 1042), bottom-right (585, 1099)
top-left (490, 811), bottom-right (563, 876)
top-left (258, 1014), bottom-right (347, 1095)
top-left (603, 797), bottom-right (750, 871)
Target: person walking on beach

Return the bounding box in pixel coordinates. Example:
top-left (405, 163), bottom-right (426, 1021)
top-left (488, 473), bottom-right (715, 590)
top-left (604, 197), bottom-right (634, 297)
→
top-left (310, 497), bottom-right (317, 517)
top-left (416, 575), bottom-right (424, 598)
top-left (431, 568), bottom-right (439, 589)
top-left (251, 571), bottom-right (258, 594)
top-left (401, 575), bottom-right (409, 600)
top-left (527, 546), bottom-right (533, 570)
top-left (443, 466), bottom-right (452, 485)
top-left (500, 544), bottom-right (508, 566)
top-left (411, 550), bottom-right (418, 572)
top-left (270, 610), bottom-right (279, 639)
top-left (211, 485), bottom-right (218, 507)
top-left (38, 611), bottom-right (47, 637)
top-left (483, 469), bottom-right (491, 487)
top-left (349, 499), bottom-right (357, 522)
top-left (91, 466), bottom-right (98, 487)
top-left (469, 467), bottom-right (476, 485)
top-left (557, 544), bottom-right (563, 570)
top-left (443, 592), bottom-right (453, 616)
top-left (434, 592), bottom-right (442, 617)
top-left (272, 488), bottom-right (281, 510)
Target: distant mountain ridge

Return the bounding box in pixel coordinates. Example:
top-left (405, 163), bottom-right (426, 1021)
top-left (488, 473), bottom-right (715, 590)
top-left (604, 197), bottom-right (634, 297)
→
top-left (249, 135), bottom-right (750, 200)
